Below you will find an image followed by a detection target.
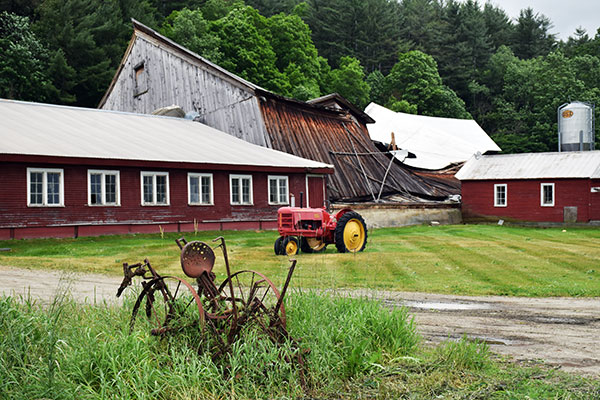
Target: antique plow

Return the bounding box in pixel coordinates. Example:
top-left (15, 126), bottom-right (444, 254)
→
top-left (116, 236), bottom-right (300, 360)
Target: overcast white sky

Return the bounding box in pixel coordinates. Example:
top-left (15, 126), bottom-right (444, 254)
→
top-left (488, 0), bottom-right (599, 40)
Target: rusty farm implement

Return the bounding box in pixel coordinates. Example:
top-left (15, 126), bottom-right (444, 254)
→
top-left (116, 236), bottom-right (304, 368)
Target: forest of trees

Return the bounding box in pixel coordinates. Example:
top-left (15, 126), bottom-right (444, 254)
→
top-left (2, 0), bottom-right (600, 154)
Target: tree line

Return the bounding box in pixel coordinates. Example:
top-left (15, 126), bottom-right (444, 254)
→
top-left (2, 0), bottom-right (599, 153)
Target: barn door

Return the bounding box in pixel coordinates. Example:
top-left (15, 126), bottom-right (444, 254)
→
top-left (306, 175), bottom-right (325, 208)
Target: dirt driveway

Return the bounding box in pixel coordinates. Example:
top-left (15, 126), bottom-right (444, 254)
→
top-left (1, 265), bottom-right (598, 377)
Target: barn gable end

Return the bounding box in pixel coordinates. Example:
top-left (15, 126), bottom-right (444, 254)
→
top-left (99, 20), bottom-right (271, 148)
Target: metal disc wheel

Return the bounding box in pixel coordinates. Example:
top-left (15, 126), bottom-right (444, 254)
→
top-left (282, 236), bottom-right (299, 256)
top-left (216, 270), bottom-right (287, 339)
top-left (300, 237), bottom-right (327, 253)
top-left (274, 236), bottom-right (285, 255)
top-left (334, 211), bottom-right (368, 253)
top-left (130, 276), bottom-right (205, 336)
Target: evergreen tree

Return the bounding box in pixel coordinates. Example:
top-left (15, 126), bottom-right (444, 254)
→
top-left (0, 11), bottom-right (57, 101)
top-left (33, 0), bottom-right (157, 106)
top-left (511, 7), bottom-right (556, 59)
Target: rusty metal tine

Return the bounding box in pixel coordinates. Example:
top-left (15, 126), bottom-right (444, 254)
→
top-left (274, 260), bottom-right (296, 316)
top-left (213, 237), bottom-right (239, 323)
top-left (175, 237), bottom-right (187, 250)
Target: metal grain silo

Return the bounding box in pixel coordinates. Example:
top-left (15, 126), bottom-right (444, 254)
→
top-left (558, 101), bottom-right (595, 151)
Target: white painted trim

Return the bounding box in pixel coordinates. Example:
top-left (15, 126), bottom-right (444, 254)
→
top-left (140, 171), bottom-right (170, 206)
top-left (27, 167), bottom-right (64, 207)
top-left (229, 174), bottom-right (253, 205)
top-left (267, 175), bottom-right (289, 205)
top-left (187, 173), bottom-right (214, 206)
top-left (540, 183), bottom-right (555, 207)
top-left (87, 169), bottom-right (120, 206)
top-left (494, 184), bottom-right (507, 207)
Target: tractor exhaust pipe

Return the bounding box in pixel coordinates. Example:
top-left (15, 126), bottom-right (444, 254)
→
top-left (299, 191), bottom-right (304, 208)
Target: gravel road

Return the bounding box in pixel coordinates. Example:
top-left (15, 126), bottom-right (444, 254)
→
top-left (1, 265), bottom-right (598, 377)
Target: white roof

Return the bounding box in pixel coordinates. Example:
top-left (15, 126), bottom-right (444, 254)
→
top-left (0, 100), bottom-right (332, 171)
top-left (456, 151), bottom-right (600, 180)
top-left (365, 103), bottom-right (501, 170)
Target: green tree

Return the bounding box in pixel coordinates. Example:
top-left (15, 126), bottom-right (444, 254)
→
top-left (0, 11), bottom-right (55, 101)
top-left (484, 48), bottom-right (600, 153)
top-left (209, 5), bottom-right (288, 93)
top-left (384, 50), bottom-right (470, 119)
top-left (33, 0), bottom-right (157, 106)
top-left (366, 70), bottom-right (386, 105)
top-left (267, 12), bottom-right (322, 99)
top-left (511, 7), bottom-right (556, 59)
top-left (160, 8), bottom-right (223, 63)
top-left (0, 0), bottom-right (40, 18)
top-left (324, 56), bottom-right (370, 109)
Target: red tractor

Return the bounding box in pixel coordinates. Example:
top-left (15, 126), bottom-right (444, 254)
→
top-left (274, 207), bottom-right (368, 256)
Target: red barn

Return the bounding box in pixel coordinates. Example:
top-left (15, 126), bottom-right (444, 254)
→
top-left (0, 100), bottom-right (333, 239)
top-left (456, 152), bottom-right (600, 223)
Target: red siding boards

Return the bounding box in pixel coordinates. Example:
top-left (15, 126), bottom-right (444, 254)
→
top-left (591, 179), bottom-right (600, 221)
top-left (0, 161), bottom-right (321, 239)
top-left (461, 179), bottom-right (593, 223)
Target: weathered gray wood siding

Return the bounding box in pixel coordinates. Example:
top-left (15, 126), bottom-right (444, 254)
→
top-left (101, 32), bottom-right (271, 148)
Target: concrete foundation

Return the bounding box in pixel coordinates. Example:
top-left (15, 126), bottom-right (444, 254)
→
top-left (331, 203), bottom-right (462, 228)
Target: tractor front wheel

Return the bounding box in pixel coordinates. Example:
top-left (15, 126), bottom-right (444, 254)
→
top-left (334, 212), bottom-right (367, 253)
top-left (283, 236), bottom-right (299, 256)
top-left (274, 236), bottom-right (285, 255)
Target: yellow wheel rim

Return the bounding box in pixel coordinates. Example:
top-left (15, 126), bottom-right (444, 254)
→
top-left (343, 219), bottom-right (365, 252)
top-left (306, 238), bottom-right (326, 251)
top-left (285, 240), bottom-right (298, 255)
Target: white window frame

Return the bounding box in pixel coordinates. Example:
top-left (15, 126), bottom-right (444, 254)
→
top-left (87, 170), bottom-right (120, 206)
top-left (27, 168), bottom-right (64, 207)
top-left (188, 173), bottom-right (214, 206)
top-left (540, 183), bottom-right (555, 207)
top-left (229, 174), bottom-right (253, 205)
top-left (494, 184), bottom-right (507, 207)
top-left (140, 171), bottom-right (170, 206)
top-left (268, 175), bottom-right (289, 205)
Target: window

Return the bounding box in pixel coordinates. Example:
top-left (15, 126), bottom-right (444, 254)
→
top-left (541, 183), bottom-right (555, 207)
top-left (88, 170), bottom-right (120, 206)
top-left (230, 175), bottom-right (253, 205)
top-left (188, 173), bottom-right (213, 205)
top-left (133, 62), bottom-right (148, 97)
top-left (494, 184), bottom-right (507, 207)
top-left (27, 168), bottom-right (64, 207)
top-left (140, 172), bottom-right (169, 205)
top-left (268, 176), bottom-right (289, 205)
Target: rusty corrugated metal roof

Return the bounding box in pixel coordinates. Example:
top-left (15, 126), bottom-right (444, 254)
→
top-left (258, 92), bottom-right (450, 201)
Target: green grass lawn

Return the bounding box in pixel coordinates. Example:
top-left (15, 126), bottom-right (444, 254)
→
top-left (1, 224), bottom-right (599, 297)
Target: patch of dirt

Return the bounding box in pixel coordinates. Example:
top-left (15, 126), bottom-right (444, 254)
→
top-left (1, 265), bottom-right (598, 377)
top-left (340, 289), bottom-right (600, 377)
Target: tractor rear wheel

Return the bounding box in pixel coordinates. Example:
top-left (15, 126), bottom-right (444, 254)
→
top-left (274, 236), bottom-right (285, 255)
top-left (334, 212), bottom-right (367, 253)
top-left (300, 237), bottom-right (327, 253)
top-left (282, 236), bottom-right (299, 256)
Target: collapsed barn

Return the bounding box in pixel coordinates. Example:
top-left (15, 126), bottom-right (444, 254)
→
top-left (99, 20), bottom-right (454, 207)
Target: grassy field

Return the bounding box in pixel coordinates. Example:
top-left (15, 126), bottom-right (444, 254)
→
top-left (1, 224), bottom-right (599, 297)
top-left (1, 292), bottom-right (598, 399)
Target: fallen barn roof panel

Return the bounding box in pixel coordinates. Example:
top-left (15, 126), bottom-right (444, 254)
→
top-left (258, 92), bottom-right (450, 201)
top-left (365, 103), bottom-right (501, 170)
